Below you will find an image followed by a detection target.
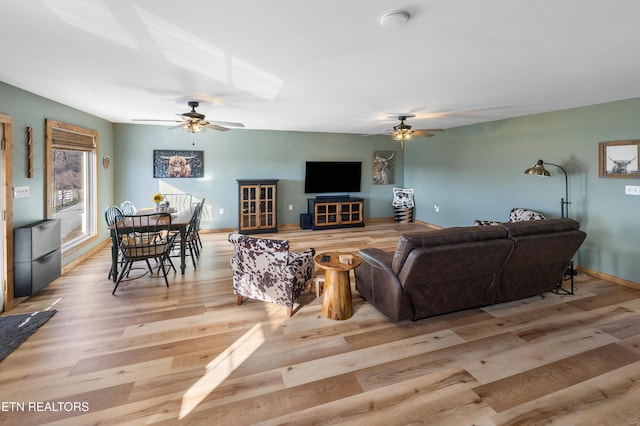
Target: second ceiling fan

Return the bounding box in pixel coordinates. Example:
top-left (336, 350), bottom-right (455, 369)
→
top-left (368, 114), bottom-right (444, 147)
top-left (391, 114), bottom-right (443, 139)
top-left (133, 101), bottom-right (245, 133)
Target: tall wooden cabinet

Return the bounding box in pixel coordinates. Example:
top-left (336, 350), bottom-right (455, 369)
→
top-left (237, 179), bottom-right (278, 234)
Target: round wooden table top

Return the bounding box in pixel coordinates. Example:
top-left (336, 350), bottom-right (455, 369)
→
top-left (314, 251), bottom-right (361, 271)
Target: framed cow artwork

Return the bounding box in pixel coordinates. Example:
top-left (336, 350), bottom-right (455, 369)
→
top-left (598, 140), bottom-right (640, 179)
top-left (372, 151), bottom-right (396, 185)
top-left (153, 150), bottom-right (204, 178)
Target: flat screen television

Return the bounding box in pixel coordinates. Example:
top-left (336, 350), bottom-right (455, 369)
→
top-left (304, 161), bottom-right (362, 194)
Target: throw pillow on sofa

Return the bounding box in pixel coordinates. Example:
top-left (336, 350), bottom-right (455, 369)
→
top-left (507, 208), bottom-right (546, 222)
top-left (475, 208), bottom-right (546, 226)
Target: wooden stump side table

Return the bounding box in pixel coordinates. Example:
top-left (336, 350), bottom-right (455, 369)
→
top-left (314, 252), bottom-right (361, 320)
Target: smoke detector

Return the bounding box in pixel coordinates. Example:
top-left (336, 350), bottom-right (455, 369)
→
top-left (380, 10), bottom-right (410, 29)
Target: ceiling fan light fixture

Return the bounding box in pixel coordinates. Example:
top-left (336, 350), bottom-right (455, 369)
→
top-left (393, 130), bottom-right (412, 141)
top-left (184, 122), bottom-right (205, 133)
top-left (380, 10), bottom-right (410, 29)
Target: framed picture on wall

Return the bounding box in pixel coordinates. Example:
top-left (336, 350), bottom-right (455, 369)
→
top-left (153, 150), bottom-right (204, 178)
top-left (598, 140), bottom-right (640, 178)
top-left (372, 151), bottom-right (396, 185)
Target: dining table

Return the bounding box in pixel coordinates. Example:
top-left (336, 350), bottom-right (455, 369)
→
top-left (108, 207), bottom-right (194, 282)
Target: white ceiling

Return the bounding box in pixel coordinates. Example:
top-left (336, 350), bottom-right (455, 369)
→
top-left (2, 0), bottom-right (640, 135)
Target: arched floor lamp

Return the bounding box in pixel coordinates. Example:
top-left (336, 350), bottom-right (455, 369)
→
top-left (524, 159), bottom-right (575, 294)
top-left (524, 159), bottom-right (570, 218)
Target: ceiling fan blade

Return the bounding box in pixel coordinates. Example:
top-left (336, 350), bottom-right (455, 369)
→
top-left (415, 128), bottom-right (445, 132)
top-left (412, 129), bottom-right (444, 137)
top-left (134, 100), bottom-right (244, 131)
top-left (182, 112), bottom-right (205, 120)
top-left (204, 124), bottom-right (230, 131)
top-left (361, 130), bottom-right (394, 137)
top-left (208, 120), bottom-right (245, 128)
top-left (132, 119), bottom-right (183, 123)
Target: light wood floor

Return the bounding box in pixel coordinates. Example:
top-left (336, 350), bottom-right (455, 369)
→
top-left (2, 222), bottom-right (640, 425)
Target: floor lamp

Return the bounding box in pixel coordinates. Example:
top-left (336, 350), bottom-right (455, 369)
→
top-left (524, 159), bottom-right (575, 294)
top-left (523, 159), bottom-right (570, 218)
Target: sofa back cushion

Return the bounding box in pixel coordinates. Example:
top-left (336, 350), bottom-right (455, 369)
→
top-left (392, 226), bottom-right (508, 275)
top-left (502, 217), bottom-right (578, 236)
top-left (397, 237), bottom-right (514, 320)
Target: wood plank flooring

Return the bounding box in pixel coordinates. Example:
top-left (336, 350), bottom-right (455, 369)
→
top-left (1, 222), bottom-right (640, 425)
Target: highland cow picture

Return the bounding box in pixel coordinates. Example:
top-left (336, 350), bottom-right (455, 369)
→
top-left (153, 150), bottom-right (204, 178)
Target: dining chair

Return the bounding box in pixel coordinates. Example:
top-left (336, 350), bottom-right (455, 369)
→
top-left (193, 198), bottom-right (205, 251)
top-left (112, 212), bottom-right (177, 294)
top-left (105, 205), bottom-right (124, 280)
top-left (170, 200), bottom-right (203, 269)
top-left (162, 193), bottom-right (192, 211)
top-left (120, 200), bottom-right (137, 215)
top-left (105, 205), bottom-right (123, 226)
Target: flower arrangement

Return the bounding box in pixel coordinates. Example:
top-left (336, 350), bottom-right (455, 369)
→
top-left (152, 193), bottom-right (164, 204)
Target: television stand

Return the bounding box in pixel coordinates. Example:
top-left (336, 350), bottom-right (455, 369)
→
top-left (306, 197), bottom-right (364, 230)
top-left (315, 195), bottom-right (351, 201)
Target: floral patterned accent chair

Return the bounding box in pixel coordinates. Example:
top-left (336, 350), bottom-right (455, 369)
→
top-left (228, 232), bottom-right (315, 317)
top-left (474, 207), bottom-right (547, 226)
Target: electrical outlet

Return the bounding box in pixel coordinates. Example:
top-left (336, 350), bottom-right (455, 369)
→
top-left (434, 204), bottom-right (440, 213)
top-left (288, 204), bottom-right (293, 210)
top-left (625, 185), bottom-right (640, 195)
top-left (218, 208), bottom-right (224, 215)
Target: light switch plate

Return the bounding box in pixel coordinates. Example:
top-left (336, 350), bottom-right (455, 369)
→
top-left (14, 186), bottom-right (30, 198)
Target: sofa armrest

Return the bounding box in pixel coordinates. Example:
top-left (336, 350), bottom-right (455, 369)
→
top-left (358, 248), bottom-right (393, 270)
top-left (356, 248), bottom-right (414, 321)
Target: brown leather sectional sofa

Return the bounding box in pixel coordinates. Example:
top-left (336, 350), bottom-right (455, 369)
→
top-left (355, 218), bottom-right (586, 321)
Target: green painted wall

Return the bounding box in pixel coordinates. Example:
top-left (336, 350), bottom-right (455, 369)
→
top-left (406, 97), bottom-right (640, 284)
top-left (113, 124), bottom-right (402, 229)
top-left (3, 80), bottom-right (639, 285)
top-left (0, 81), bottom-right (115, 266)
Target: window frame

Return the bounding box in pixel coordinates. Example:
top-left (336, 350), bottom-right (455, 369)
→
top-left (45, 119), bottom-right (99, 256)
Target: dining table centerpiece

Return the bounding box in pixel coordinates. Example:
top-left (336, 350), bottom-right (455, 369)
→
top-left (152, 193), bottom-right (164, 210)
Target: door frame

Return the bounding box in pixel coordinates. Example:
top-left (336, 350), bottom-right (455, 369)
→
top-left (0, 113), bottom-right (15, 311)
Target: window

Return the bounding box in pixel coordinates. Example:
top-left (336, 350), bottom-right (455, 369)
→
top-left (46, 119), bottom-right (98, 253)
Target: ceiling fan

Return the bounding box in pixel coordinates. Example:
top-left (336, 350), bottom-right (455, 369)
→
top-left (366, 114), bottom-right (444, 147)
top-left (388, 114), bottom-right (444, 144)
top-left (133, 101), bottom-right (245, 133)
